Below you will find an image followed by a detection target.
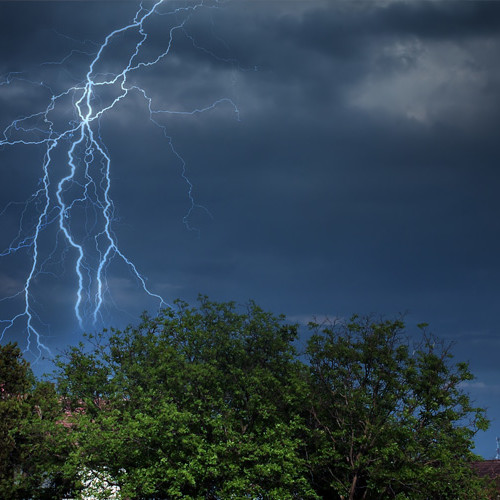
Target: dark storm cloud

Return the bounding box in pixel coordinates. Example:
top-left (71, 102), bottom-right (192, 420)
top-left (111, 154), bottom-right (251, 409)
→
top-left (374, 1), bottom-right (500, 39)
top-left (277, 1), bottom-right (500, 54)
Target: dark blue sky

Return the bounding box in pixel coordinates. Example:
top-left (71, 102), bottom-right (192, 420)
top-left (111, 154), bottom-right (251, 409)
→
top-left (1, 0), bottom-right (500, 458)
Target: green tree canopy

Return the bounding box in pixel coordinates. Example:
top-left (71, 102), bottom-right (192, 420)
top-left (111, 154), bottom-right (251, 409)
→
top-left (1, 300), bottom-right (492, 499)
top-left (0, 343), bottom-right (70, 499)
top-left (54, 297), bottom-right (315, 499)
top-left (306, 316), bottom-right (491, 499)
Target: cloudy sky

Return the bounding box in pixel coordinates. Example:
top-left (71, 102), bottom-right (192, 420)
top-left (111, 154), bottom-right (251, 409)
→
top-left (1, 0), bottom-right (500, 457)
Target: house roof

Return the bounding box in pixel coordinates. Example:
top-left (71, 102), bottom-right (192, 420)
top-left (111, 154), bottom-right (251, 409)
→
top-left (472, 460), bottom-right (500, 478)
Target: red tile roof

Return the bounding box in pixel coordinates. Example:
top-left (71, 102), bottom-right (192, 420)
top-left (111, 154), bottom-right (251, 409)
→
top-left (472, 460), bottom-right (500, 479)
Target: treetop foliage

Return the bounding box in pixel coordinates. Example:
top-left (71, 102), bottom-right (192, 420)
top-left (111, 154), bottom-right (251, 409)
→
top-left (0, 298), bottom-right (494, 499)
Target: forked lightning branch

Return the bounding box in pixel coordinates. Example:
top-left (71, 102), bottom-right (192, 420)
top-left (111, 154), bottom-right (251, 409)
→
top-left (0, 0), bottom-right (239, 354)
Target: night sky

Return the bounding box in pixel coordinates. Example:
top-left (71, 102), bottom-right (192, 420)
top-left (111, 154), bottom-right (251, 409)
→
top-left (1, 0), bottom-right (500, 458)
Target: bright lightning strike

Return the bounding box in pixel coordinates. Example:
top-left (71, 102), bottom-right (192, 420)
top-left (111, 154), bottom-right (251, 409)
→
top-left (0, 0), bottom-right (240, 356)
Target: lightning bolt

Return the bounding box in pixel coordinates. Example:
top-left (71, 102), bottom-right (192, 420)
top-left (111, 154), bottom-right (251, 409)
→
top-left (0, 0), bottom-right (240, 356)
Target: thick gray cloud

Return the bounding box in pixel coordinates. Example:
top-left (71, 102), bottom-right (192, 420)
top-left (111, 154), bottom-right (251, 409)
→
top-left (0, 0), bottom-right (500, 457)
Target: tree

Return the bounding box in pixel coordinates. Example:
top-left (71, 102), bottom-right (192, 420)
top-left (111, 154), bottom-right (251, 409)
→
top-left (0, 343), bottom-right (71, 499)
top-left (50, 303), bottom-right (492, 499)
top-left (54, 297), bottom-right (317, 499)
top-left (305, 316), bottom-right (491, 499)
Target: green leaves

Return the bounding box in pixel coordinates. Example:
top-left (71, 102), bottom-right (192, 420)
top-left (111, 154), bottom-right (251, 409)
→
top-left (0, 343), bottom-right (73, 499)
top-left (1, 305), bottom-right (491, 499)
top-left (306, 316), bottom-right (490, 499)
top-left (53, 297), bottom-right (314, 499)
